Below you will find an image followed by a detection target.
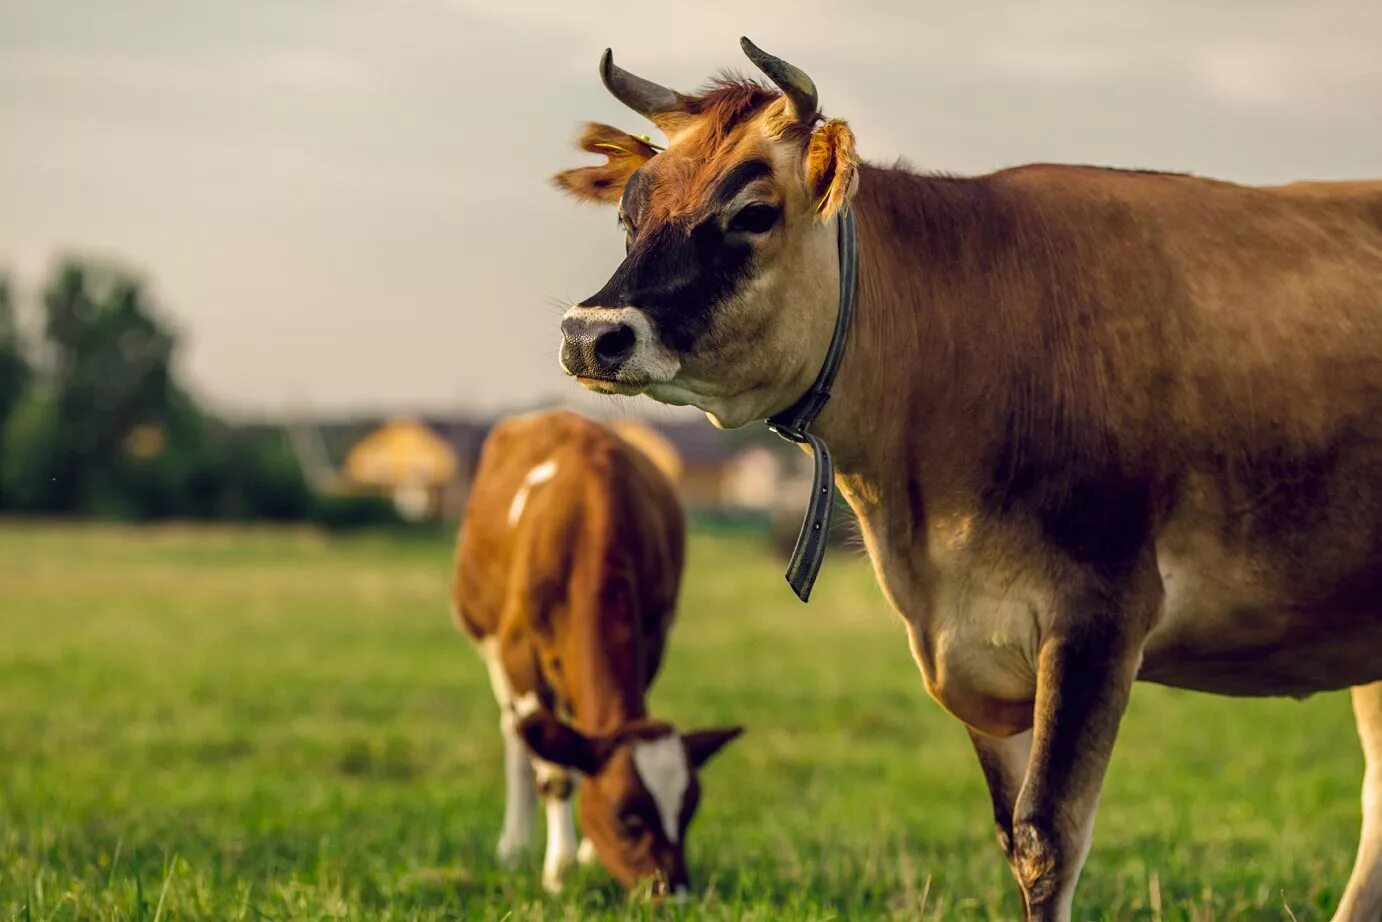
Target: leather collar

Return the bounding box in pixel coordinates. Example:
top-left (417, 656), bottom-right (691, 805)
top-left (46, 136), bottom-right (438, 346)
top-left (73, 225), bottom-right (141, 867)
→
top-left (764, 206), bottom-right (858, 601)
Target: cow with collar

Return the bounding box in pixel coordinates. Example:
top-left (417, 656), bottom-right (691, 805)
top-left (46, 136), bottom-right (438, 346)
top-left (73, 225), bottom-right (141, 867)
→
top-left (552, 38), bottom-right (1382, 921)
top-left (452, 409), bottom-right (741, 895)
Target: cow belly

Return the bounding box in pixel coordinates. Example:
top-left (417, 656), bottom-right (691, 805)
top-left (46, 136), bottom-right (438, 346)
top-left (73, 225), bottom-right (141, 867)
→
top-left (872, 515), bottom-right (1382, 730)
top-left (1140, 551), bottom-right (1382, 697)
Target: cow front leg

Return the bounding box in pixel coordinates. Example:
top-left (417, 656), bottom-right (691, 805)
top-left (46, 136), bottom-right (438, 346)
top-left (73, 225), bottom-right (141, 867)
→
top-left (535, 759), bottom-right (578, 892)
top-left (1011, 615), bottom-right (1145, 921)
top-left (496, 708), bottom-right (539, 863)
top-left (969, 727), bottom-right (1033, 866)
top-left (479, 639), bottom-right (536, 863)
top-left (1332, 681), bottom-right (1382, 922)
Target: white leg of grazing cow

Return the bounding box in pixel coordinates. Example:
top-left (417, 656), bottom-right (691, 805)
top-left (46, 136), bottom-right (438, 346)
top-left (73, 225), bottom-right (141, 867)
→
top-left (535, 758), bottom-right (578, 892)
top-left (1332, 682), bottom-right (1382, 922)
top-left (577, 836), bottom-right (598, 865)
top-left (479, 639), bottom-right (536, 863)
top-left (496, 711), bottom-right (538, 863)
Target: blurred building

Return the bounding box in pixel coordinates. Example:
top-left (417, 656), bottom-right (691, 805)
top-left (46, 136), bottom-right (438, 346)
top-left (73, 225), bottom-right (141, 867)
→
top-left (336, 417), bottom-right (488, 521)
top-left (649, 419), bottom-right (743, 507)
top-left (722, 445), bottom-right (783, 510)
top-left (320, 409), bottom-right (831, 530)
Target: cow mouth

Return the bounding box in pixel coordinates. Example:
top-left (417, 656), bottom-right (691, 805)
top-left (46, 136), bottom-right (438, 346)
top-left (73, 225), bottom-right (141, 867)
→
top-left (575, 374), bottom-right (648, 396)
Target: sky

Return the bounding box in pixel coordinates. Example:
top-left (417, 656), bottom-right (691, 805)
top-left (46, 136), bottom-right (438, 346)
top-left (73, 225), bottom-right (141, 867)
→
top-left (2, 0), bottom-right (1379, 419)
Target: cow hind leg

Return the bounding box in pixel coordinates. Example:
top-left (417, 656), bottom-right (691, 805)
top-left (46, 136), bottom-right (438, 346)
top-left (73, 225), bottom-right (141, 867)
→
top-left (1332, 681), bottom-right (1382, 922)
top-left (535, 759), bottom-right (578, 892)
top-left (479, 638), bottom-right (537, 864)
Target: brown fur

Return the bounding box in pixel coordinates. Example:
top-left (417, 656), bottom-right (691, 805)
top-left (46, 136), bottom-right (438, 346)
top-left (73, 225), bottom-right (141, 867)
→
top-left (813, 161), bottom-right (1379, 922)
top-left (828, 163), bottom-right (1380, 920)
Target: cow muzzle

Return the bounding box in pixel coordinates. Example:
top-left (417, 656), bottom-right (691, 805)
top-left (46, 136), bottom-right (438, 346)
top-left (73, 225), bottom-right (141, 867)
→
top-left (559, 306), bottom-right (679, 395)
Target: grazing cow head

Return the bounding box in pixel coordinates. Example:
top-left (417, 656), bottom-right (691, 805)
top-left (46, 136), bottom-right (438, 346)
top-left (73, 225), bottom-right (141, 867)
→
top-left (556, 39), bottom-right (858, 429)
top-left (519, 708), bottom-right (742, 894)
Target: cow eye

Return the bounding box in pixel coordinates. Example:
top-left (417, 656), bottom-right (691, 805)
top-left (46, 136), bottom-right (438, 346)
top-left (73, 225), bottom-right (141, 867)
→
top-left (728, 203), bottom-right (779, 235)
top-left (618, 809), bottom-right (646, 840)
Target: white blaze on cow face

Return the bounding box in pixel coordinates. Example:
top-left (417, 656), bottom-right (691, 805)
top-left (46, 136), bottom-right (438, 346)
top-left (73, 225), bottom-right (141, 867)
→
top-left (508, 459), bottom-right (558, 527)
top-left (631, 734), bottom-right (690, 844)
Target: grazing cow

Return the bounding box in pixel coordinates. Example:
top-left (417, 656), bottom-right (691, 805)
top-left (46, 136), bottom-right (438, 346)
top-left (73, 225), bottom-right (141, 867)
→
top-left (452, 409), bottom-right (741, 895)
top-left (552, 39), bottom-right (1382, 921)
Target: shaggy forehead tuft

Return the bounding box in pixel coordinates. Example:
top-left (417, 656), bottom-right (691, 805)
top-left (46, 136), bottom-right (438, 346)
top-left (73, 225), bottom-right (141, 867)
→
top-left (683, 77), bottom-right (777, 135)
top-left (626, 78), bottom-right (802, 225)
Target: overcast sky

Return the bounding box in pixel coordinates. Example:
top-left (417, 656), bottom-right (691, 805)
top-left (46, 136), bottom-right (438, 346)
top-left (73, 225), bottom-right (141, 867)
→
top-left (2, 0), bottom-right (1379, 418)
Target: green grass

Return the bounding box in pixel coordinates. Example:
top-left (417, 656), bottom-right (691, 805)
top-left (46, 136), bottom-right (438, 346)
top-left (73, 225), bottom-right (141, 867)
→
top-left (0, 522), bottom-right (1366, 920)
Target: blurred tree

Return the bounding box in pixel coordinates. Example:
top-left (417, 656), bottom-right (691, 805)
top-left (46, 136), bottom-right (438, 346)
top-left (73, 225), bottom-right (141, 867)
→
top-left (42, 261), bottom-right (177, 513)
top-left (0, 259), bottom-right (201, 516)
top-left (0, 274), bottom-right (34, 509)
top-left (197, 422), bottom-right (313, 521)
top-left (0, 384), bottom-right (61, 510)
top-left (1, 257), bottom-right (316, 521)
top-left (0, 273), bottom-right (31, 440)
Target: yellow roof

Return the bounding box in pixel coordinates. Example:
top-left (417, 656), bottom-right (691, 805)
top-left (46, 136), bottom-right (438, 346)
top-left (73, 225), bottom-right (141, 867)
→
top-left (343, 419), bottom-right (458, 488)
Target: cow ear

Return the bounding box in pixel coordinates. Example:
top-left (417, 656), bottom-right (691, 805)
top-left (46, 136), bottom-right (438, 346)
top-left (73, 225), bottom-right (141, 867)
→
top-left (804, 119), bottom-right (859, 221)
top-left (683, 726), bottom-right (744, 769)
top-left (518, 708), bottom-right (611, 775)
top-left (553, 122), bottom-right (657, 205)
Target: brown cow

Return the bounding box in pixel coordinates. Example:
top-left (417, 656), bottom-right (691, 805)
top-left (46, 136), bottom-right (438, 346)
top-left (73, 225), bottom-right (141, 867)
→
top-left (552, 39), bottom-right (1382, 921)
top-left (452, 409), bottom-right (741, 895)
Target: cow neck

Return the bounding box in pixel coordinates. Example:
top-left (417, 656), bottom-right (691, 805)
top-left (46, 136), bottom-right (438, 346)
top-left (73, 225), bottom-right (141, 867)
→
top-left (563, 619), bottom-right (647, 737)
top-left (764, 206), bottom-right (858, 602)
top-left (568, 675), bottom-right (645, 737)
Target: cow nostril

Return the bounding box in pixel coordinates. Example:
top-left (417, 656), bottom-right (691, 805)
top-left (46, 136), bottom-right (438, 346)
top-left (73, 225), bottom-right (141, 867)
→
top-left (594, 324), bottom-right (636, 364)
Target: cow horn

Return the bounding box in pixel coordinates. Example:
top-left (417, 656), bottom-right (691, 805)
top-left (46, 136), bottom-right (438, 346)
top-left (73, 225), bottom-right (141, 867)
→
top-left (739, 37), bottom-right (819, 125)
top-left (600, 49), bottom-right (682, 120)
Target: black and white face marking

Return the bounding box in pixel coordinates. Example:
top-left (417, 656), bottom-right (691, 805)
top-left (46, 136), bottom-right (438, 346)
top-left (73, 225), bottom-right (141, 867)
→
top-left (559, 158), bottom-right (781, 394)
top-left (630, 734), bottom-right (691, 846)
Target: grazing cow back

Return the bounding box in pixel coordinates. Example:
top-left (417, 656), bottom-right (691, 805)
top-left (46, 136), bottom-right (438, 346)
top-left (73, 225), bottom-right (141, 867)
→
top-left (455, 410), bottom-right (683, 717)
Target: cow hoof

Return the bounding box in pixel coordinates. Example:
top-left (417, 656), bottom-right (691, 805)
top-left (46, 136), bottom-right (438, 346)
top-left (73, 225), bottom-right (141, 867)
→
top-left (1012, 820), bottom-right (1060, 907)
top-left (577, 838), bottom-right (598, 865)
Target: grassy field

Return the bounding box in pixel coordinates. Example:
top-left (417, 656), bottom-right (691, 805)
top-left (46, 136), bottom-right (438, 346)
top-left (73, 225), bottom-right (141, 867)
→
top-left (0, 523), bottom-right (1367, 920)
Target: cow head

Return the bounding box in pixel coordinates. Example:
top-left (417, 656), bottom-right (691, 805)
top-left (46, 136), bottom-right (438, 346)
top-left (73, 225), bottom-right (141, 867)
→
top-left (519, 708), bottom-right (741, 894)
top-left (556, 38), bottom-right (858, 429)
